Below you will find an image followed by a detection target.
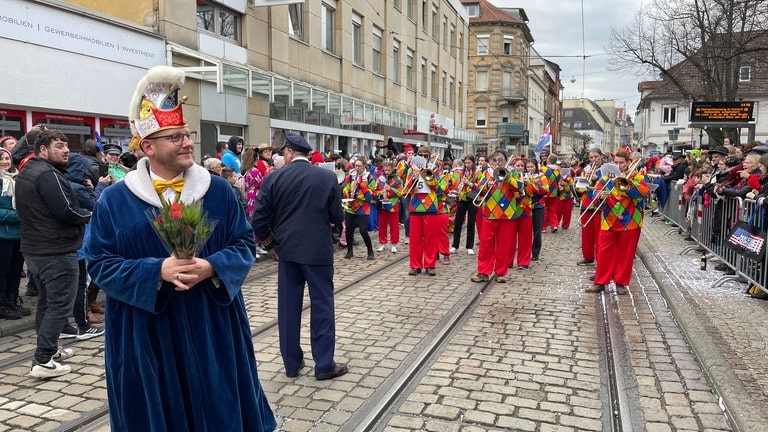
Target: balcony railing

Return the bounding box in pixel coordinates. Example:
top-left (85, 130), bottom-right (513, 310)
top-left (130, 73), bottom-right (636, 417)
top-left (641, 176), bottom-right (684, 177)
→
top-left (498, 122), bottom-right (525, 137)
top-left (498, 88), bottom-right (525, 102)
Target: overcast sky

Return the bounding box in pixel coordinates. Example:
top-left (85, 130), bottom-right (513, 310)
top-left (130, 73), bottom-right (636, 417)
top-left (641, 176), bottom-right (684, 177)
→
top-left (492, 0), bottom-right (652, 113)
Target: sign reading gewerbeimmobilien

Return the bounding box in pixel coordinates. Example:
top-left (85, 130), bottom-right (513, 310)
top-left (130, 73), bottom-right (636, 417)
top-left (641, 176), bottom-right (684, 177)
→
top-left (690, 101), bottom-right (755, 122)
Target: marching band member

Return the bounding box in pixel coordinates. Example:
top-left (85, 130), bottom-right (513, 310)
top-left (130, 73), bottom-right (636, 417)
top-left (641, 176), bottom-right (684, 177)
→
top-left (556, 161), bottom-right (575, 230)
top-left (397, 144), bottom-right (416, 245)
top-left (404, 147), bottom-right (443, 276)
top-left (577, 148), bottom-right (605, 266)
top-left (450, 156), bottom-right (481, 255)
top-left (471, 151), bottom-right (524, 284)
top-left (474, 155), bottom-right (491, 240)
top-left (375, 161), bottom-right (403, 253)
top-left (436, 159), bottom-right (457, 264)
top-left (524, 159), bottom-right (549, 262)
top-left (506, 158), bottom-right (536, 269)
top-left (341, 157), bottom-right (376, 260)
top-left (586, 150), bottom-right (649, 295)
top-left (541, 154), bottom-right (561, 232)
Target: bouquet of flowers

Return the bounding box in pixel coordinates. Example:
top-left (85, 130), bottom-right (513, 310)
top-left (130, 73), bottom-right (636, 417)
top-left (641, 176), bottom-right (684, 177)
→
top-left (145, 199), bottom-right (218, 259)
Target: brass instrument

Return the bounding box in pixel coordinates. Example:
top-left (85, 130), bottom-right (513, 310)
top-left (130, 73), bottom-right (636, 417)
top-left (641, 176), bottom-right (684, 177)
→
top-left (341, 198), bottom-right (354, 211)
top-left (421, 168), bottom-right (435, 182)
top-left (580, 158), bottom-right (643, 227)
top-left (401, 155), bottom-right (434, 196)
top-left (573, 162), bottom-right (599, 195)
top-left (473, 167), bottom-right (511, 207)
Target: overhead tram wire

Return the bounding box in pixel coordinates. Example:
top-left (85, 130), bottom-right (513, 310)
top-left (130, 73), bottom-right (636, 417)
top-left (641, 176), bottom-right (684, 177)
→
top-left (579, 0), bottom-right (585, 96)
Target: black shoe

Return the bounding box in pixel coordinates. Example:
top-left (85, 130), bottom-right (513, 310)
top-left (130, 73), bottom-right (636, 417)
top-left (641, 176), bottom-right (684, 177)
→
top-left (59, 324), bottom-right (78, 340)
top-left (531, 256), bottom-right (539, 261)
top-left (576, 259), bottom-right (595, 266)
top-left (408, 269), bottom-right (421, 276)
top-left (0, 303), bottom-right (23, 320)
top-left (10, 296), bottom-right (31, 316)
top-left (426, 268), bottom-right (436, 276)
top-left (286, 360), bottom-right (306, 378)
top-left (316, 364), bottom-right (349, 380)
top-left (552, 227), bottom-right (558, 233)
top-left (367, 252), bottom-right (375, 260)
top-left (344, 251), bottom-right (353, 259)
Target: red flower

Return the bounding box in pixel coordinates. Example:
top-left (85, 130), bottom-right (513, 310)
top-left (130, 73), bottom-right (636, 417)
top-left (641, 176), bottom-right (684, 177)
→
top-left (169, 202), bottom-right (184, 219)
top-left (155, 215), bottom-right (164, 224)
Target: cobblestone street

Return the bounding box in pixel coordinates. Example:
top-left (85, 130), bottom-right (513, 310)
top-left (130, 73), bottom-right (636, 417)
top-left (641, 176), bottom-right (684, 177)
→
top-left (0, 215), bottom-right (766, 431)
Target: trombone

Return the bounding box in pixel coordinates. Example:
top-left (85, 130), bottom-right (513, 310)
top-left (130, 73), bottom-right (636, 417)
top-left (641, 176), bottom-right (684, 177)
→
top-left (580, 158), bottom-right (643, 227)
top-left (472, 166), bottom-right (511, 207)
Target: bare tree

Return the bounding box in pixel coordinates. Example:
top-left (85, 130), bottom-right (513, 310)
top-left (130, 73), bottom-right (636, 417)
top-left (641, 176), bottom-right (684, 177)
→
top-left (609, 0), bottom-right (768, 144)
top-left (570, 133), bottom-right (594, 161)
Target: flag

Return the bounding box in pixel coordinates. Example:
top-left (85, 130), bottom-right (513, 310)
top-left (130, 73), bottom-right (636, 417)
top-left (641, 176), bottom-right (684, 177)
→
top-left (534, 120), bottom-right (552, 158)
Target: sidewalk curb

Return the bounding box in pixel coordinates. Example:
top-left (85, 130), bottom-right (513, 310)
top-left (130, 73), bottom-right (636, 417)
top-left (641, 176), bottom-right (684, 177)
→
top-left (0, 315), bottom-right (35, 337)
top-left (637, 235), bottom-right (765, 432)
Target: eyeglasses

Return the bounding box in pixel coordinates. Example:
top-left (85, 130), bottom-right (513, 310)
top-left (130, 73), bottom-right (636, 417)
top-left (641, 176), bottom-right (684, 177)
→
top-left (493, 158), bottom-right (505, 162)
top-left (147, 132), bottom-right (191, 145)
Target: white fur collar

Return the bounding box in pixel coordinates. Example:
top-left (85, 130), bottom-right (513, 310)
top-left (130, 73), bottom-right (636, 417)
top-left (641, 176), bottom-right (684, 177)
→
top-left (124, 157), bottom-right (211, 207)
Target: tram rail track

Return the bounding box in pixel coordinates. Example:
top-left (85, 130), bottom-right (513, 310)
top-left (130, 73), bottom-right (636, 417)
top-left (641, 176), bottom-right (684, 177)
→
top-left (344, 277), bottom-right (494, 432)
top-left (596, 289), bottom-right (634, 432)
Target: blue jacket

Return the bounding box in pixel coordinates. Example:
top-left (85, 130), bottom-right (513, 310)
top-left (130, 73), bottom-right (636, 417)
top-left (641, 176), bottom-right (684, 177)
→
top-left (0, 178), bottom-right (20, 240)
top-left (221, 149), bottom-right (241, 173)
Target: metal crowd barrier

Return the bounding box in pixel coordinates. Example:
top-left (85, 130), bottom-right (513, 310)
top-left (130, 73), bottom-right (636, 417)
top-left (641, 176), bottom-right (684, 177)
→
top-left (655, 182), bottom-right (691, 236)
top-left (666, 191), bottom-right (768, 295)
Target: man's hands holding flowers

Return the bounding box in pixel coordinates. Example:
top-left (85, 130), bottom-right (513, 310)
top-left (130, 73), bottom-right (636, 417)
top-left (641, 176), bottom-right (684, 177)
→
top-left (162, 256), bottom-right (214, 291)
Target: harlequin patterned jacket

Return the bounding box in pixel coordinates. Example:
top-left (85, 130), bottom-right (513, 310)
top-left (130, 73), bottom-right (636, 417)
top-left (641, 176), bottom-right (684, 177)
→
top-left (596, 172), bottom-right (650, 231)
top-left (405, 170), bottom-right (442, 214)
top-left (540, 165), bottom-right (560, 198)
top-left (342, 171), bottom-right (376, 215)
top-left (480, 170), bottom-right (525, 220)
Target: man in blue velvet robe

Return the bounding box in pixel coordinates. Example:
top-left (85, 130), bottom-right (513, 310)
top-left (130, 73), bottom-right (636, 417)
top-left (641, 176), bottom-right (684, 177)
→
top-left (85, 66), bottom-right (275, 431)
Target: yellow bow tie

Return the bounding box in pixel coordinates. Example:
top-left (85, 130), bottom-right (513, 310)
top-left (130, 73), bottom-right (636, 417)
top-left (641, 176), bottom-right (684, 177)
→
top-left (153, 178), bottom-right (185, 194)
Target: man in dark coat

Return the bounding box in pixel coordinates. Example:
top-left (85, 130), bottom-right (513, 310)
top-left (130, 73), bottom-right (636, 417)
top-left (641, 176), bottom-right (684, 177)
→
top-left (16, 129), bottom-right (92, 378)
top-left (251, 133), bottom-right (349, 380)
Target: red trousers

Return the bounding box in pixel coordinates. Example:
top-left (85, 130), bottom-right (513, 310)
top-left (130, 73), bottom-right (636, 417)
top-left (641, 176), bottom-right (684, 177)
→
top-left (506, 216), bottom-right (533, 267)
top-left (436, 212), bottom-right (450, 256)
top-left (377, 209), bottom-right (400, 245)
top-left (579, 210), bottom-right (601, 261)
top-left (409, 213), bottom-right (439, 269)
top-left (477, 219), bottom-right (513, 277)
top-left (594, 228), bottom-right (641, 286)
top-left (557, 198), bottom-right (573, 229)
top-left (543, 197), bottom-right (559, 229)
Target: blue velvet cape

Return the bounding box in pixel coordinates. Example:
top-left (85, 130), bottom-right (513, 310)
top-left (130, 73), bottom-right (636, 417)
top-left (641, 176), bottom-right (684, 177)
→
top-left (85, 161), bottom-right (276, 432)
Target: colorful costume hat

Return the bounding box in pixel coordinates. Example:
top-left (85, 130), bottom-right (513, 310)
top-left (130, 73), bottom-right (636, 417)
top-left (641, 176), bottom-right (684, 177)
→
top-left (129, 66), bottom-right (187, 139)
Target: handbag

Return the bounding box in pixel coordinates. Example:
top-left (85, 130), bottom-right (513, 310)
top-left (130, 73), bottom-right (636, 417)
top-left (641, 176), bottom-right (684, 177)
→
top-left (725, 207), bottom-right (766, 262)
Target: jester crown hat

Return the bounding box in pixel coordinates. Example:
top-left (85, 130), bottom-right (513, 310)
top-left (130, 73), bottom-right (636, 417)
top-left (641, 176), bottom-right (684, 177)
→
top-left (129, 66), bottom-right (187, 139)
